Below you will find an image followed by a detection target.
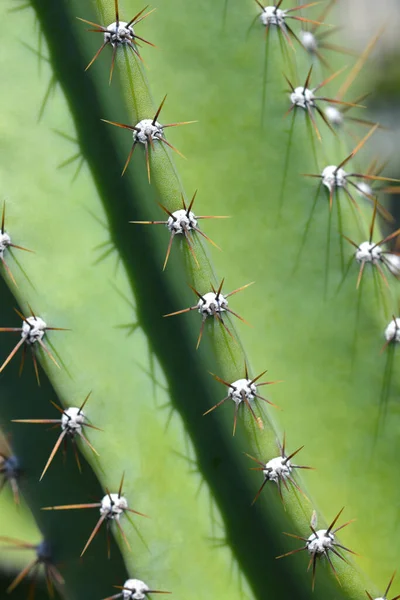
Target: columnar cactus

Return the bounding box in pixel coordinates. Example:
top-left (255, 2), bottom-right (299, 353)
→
top-left (0, 1), bottom-right (399, 599)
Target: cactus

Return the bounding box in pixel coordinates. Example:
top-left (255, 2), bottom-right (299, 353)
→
top-left (1, 0), bottom-right (400, 599)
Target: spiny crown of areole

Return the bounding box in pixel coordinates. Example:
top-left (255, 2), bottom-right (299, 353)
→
top-left (259, 5), bottom-right (285, 26)
top-left (385, 253), bottom-right (400, 276)
top-left (104, 21), bottom-right (135, 46)
top-left (0, 232), bottom-right (11, 257)
top-left (290, 87), bottom-right (315, 109)
top-left (134, 119), bottom-right (163, 145)
top-left (385, 318), bottom-right (400, 343)
top-left (228, 378), bottom-right (257, 403)
top-left (264, 455), bottom-right (292, 482)
top-left (21, 316), bottom-right (47, 344)
top-left (100, 493), bottom-right (129, 519)
top-left (167, 209), bottom-right (198, 234)
top-left (355, 241), bottom-right (383, 265)
top-left (61, 407), bottom-right (85, 433)
top-left (300, 30), bottom-right (318, 52)
top-left (356, 181), bottom-right (374, 198)
top-left (197, 291), bottom-right (228, 315)
top-left (325, 105), bottom-right (344, 127)
top-left (306, 529), bottom-right (335, 554)
top-left (322, 165), bottom-right (347, 190)
top-left (355, 241), bottom-right (382, 264)
top-left (122, 579), bottom-right (149, 600)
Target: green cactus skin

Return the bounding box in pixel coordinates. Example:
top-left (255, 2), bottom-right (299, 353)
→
top-left (0, 1), bottom-right (399, 599)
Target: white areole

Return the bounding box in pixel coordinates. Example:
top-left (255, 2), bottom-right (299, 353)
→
top-left (228, 378), bottom-right (257, 405)
top-left (0, 232), bottom-right (11, 258)
top-left (324, 105), bottom-right (344, 127)
top-left (21, 316), bottom-right (47, 345)
top-left (121, 579), bottom-right (150, 600)
top-left (306, 529), bottom-right (335, 554)
top-left (133, 119), bottom-right (163, 145)
top-left (385, 318), bottom-right (400, 343)
top-left (104, 21), bottom-right (135, 46)
top-left (61, 407), bottom-right (85, 434)
top-left (300, 30), bottom-right (318, 52)
top-left (263, 455), bottom-right (292, 482)
top-left (167, 209), bottom-right (198, 234)
top-left (259, 6), bottom-right (285, 27)
top-left (354, 180), bottom-right (373, 198)
top-left (100, 493), bottom-right (128, 520)
top-left (290, 87), bottom-right (315, 110)
top-left (385, 253), bottom-right (400, 276)
top-left (355, 241), bottom-right (382, 265)
top-left (322, 165), bottom-right (347, 191)
top-left (197, 292), bottom-right (228, 316)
